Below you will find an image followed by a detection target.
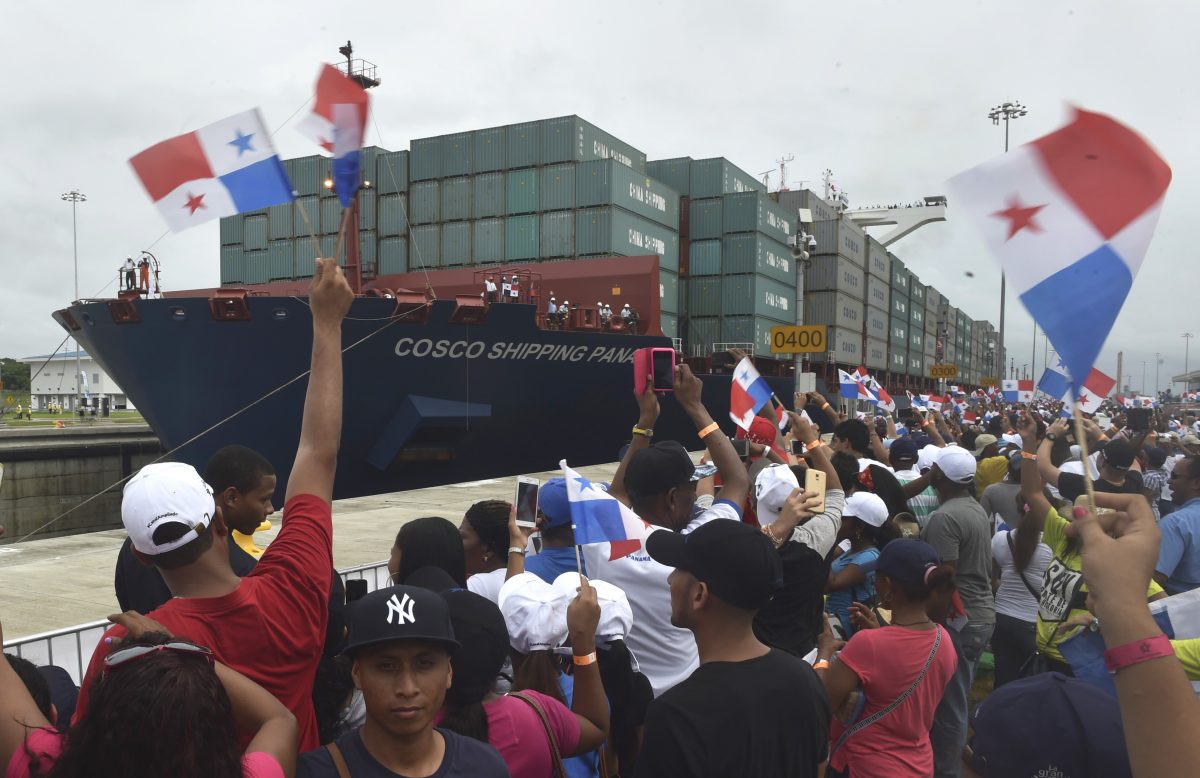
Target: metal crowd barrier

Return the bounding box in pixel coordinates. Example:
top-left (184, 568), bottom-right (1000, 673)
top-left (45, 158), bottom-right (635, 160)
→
top-left (2, 559), bottom-right (392, 686)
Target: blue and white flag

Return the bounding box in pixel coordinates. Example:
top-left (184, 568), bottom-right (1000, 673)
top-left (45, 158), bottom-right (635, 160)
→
top-left (950, 107), bottom-right (1171, 399)
top-left (1037, 366), bottom-right (1071, 403)
top-left (730, 358), bottom-right (773, 431)
top-left (561, 460), bottom-right (650, 561)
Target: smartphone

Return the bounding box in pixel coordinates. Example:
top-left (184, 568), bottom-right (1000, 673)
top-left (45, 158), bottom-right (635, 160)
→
top-left (1127, 407), bottom-right (1152, 432)
top-left (898, 408), bottom-right (914, 422)
top-left (805, 468), bottom-right (827, 514)
top-left (791, 439), bottom-right (805, 456)
top-left (514, 476), bottom-right (540, 529)
top-left (633, 347), bottom-right (676, 394)
top-left (345, 579), bottom-right (369, 603)
top-left (730, 437), bottom-right (749, 458)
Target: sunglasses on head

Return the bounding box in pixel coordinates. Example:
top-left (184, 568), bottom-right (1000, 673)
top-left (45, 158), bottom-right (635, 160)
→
top-left (104, 641), bottom-right (214, 672)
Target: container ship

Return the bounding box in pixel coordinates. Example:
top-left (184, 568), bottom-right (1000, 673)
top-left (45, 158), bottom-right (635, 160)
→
top-left (54, 60), bottom-right (1002, 499)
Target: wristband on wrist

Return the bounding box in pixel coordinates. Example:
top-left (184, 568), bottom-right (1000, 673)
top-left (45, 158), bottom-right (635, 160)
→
top-left (572, 652), bottom-right (598, 667)
top-left (632, 426), bottom-right (653, 438)
top-left (1021, 451), bottom-right (1038, 461)
top-left (821, 403), bottom-right (832, 411)
top-left (1104, 634), bottom-right (1174, 673)
top-left (698, 422), bottom-right (720, 439)
top-left (507, 547), bottom-right (526, 556)
top-left (806, 439), bottom-right (824, 451)
top-left (813, 659), bottom-right (830, 670)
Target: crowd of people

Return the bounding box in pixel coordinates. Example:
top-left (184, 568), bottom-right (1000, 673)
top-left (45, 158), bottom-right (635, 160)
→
top-left (4, 258), bottom-right (1200, 776)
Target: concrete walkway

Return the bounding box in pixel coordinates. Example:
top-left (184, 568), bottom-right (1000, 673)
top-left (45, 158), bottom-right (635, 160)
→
top-left (0, 461), bottom-right (621, 640)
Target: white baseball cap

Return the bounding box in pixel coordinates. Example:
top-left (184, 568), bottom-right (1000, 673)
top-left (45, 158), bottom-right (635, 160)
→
top-left (498, 572), bottom-right (569, 653)
top-left (917, 445), bottom-right (942, 472)
top-left (121, 462), bottom-right (215, 555)
top-left (754, 464), bottom-right (800, 526)
top-left (552, 573), bottom-right (633, 645)
top-left (936, 446), bottom-right (978, 484)
top-left (843, 492), bottom-right (889, 528)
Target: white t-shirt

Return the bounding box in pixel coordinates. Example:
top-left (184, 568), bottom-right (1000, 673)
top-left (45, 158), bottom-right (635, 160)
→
top-left (990, 529), bottom-right (1052, 622)
top-left (466, 568), bottom-right (507, 603)
top-left (581, 499), bottom-right (741, 697)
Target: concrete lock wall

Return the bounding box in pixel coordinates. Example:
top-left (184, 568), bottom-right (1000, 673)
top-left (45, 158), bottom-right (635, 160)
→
top-left (0, 426), bottom-right (163, 540)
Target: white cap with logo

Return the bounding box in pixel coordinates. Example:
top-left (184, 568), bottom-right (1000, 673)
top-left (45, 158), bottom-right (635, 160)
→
top-left (121, 462), bottom-right (215, 555)
top-left (936, 446), bottom-right (978, 484)
top-left (552, 573), bottom-right (633, 645)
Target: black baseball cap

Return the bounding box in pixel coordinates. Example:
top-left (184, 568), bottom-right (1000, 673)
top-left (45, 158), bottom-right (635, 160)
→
top-left (1100, 439), bottom-right (1135, 470)
top-left (889, 438), bottom-right (920, 462)
top-left (624, 441), bottom-right (697, 498)
top-left (343, 585), bottom-right (460, 655)
top-left (646, 520), bottom-right (783, 610)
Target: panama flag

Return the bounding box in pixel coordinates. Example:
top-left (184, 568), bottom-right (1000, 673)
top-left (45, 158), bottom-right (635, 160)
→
top-left (1136, 395), bottom-right (1157, 409)
top-left (866, 377), bottom-right (895, 413)
top-left (1001, 379), bottom-right (1035, 403)
top-left (1038, 366), bottom-right (1071, 403)
top-left (296, 65), bottom-right (370, 208)
top-left (1076, 368), bottom-right (1117, 413)
top-left (926, 395), bottom-right (945, 412)
top-left (730, 358), bottom-right (773, 430)
top-left (561, 460), bottom-right (651, 561)
top-left (951, 108), bottom-right (1170, 400)
top-left (839, 369), bottom-right (876, 401)
top-left (907, 390), bottom-right (927, 409)
top-left (129, 109), bottom-right (294, 232)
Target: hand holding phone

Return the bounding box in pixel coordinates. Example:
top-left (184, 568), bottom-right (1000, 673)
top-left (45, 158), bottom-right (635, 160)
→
top-left (515, 476), bottom-right (540, 529)
top-left (805, 469), bottom-right (827, 515)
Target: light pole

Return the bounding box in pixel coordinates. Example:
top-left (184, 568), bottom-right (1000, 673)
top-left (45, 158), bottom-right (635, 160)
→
top-left (60, 189), bottom-right (86, 414)
top-left (988, 100), bottom-right (1028, 383)
top-left (1155, 352), bottom-right (1162, 398)
top-left (1184, 333), bottom-right (1195, 393)
top-left (1142, 361), bottom-right (1147, 395)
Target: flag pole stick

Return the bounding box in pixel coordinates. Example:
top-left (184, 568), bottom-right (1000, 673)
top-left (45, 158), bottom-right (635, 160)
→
top-left (333, 206), bottom-right (353, 268)
top-left (1072, 400), bottom-right (1100, 512)
top-left (293, 201), bottom-right (323, 259)
top-left (574, 543), bottom-right (585, 588)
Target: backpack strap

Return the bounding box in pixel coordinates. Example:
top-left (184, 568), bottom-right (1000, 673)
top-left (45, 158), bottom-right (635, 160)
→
top-left (1006, 530), bottom-right (1041, 601)
top-left (326, 741), bottom-right (352, 778)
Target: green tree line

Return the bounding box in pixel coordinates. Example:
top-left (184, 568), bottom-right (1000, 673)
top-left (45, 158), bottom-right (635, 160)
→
top-left (1, 358), bottom-right (31, 391)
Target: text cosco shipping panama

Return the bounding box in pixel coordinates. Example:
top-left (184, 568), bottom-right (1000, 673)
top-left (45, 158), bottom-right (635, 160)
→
top-left (395, 339), bottom-right (637, 363)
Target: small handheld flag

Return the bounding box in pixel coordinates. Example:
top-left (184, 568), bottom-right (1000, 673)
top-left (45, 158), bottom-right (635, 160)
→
top-left (730, 358), bottom-right (773, 430)
top-left (561, 460), bottom-right (650, 562)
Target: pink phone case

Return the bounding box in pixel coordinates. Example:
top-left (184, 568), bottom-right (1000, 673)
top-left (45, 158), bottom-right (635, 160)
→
top-left (634, 347), bottom-right (675, 394)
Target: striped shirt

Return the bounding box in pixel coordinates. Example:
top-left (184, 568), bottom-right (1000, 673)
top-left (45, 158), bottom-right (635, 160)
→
top-left (895, 467), bottom-right (939, 527)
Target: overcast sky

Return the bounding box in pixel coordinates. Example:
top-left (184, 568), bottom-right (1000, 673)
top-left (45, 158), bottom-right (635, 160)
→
top-left (3, 0), bottom-right (1194, 394)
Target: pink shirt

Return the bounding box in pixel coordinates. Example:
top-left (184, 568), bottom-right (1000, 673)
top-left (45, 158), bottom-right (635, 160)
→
top-left (437, 691), bottom-right (579, 778)
top-left (7, 728), bottom-right (283, 778)
top-left (830, 625), bottom-right (957, 776)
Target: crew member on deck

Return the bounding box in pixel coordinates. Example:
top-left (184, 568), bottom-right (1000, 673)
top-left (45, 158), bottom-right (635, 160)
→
top-left (484, 276), bottom-right (498, 303)
top-left (500, 276), bottom-right (512, 302)
top-left (121, 256), bottom-right (136, 290)
top-left (510, 274), bottom-right (520, 302)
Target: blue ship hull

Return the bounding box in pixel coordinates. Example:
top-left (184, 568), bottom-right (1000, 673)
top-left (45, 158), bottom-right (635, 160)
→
top-left (57, 296), bottom-right (793, 499)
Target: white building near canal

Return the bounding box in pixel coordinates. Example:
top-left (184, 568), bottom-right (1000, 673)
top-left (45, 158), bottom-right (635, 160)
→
top-left (19, 350), bottom-right (136, 412)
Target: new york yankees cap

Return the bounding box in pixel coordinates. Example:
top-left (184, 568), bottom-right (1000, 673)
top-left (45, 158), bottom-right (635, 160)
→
top-left (343, 585), bottom-right (460, 656)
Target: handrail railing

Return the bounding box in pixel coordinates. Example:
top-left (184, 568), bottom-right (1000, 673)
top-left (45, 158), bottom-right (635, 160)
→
top-left (2, 559), bottom-right (392, 686)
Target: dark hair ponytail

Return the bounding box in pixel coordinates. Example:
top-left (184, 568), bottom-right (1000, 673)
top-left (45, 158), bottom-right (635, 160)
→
top-left (439, 688), bottom-right (491, 744)
top-left (598, 639), bottom-right (653, 774)
top-left (511, 651), bottom-right (568, 706)
top-left (891, 562), bottom-right (957, 603)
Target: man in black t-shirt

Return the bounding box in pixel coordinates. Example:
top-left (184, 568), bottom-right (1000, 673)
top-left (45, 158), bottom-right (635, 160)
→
top-left (1036, 421), bottom-right (1144, 504)
top-left (637, 520), bottom-right (831, 778)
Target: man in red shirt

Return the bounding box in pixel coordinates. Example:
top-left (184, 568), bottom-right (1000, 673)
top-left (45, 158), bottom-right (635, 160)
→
top-left (75, 257), bottom-right (353, 750)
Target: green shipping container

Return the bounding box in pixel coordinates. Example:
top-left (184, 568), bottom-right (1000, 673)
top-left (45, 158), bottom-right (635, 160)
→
top-left (472, 126), bottom-right (506, 174)
top-left (360, 230), bottom-right (377, 275)
top-left (409, 181), bottom-right (439, 225)
top-left (378, 194), bottom-right (409, 237)
top-left (472, 173), bottom-right (505, 218)
top-left (721, 191), bottom-right (793, 246)
top-left (268, 241), bottom-right (294, 280)
top-left (440, 177), bottom-right (472, 222)
top-left (574, 207), bottom-right (680, 272)
top-left (890, 316), bottom-right (909, 347)
top-left (220, 245), bottom-right (244, 284)
top-left (660, 270), bottom-right (680, 315)
top-left (244, 214), bottom-right (268, 250)
top-left (505, 215), bottom-right (539, 261)
top-left (378, 236), bottom-right (407, 275)
top-left (660, 313), bottom-right (679, 340)
top-left (690, 158), bottom-right (765, 199)
top-left (375, 150), bottom-right (409, 194)
top-left (245, 250), bottom-right (268, 284)
top-left (285, 157), bottom-right (323, 197)
top-left (540, 115), bottom-right (646, 171)
top-left (576, 159), bottom-right (679, 229)
top-left (721, 316), bottom-right (786, 359)
top-left (321, 235), bottom-right (338, 265)
top-left (891, 349), bottom-right (907, 374)
top-left (473, 219), bottom-right (505, 263)
top-left (721, 234), bottom-right (795, 285)
top-left (647, 157), bottom-right (692, 197)
top-left (410, 136), bottom-right (442, 181)
top-left (689, 240), bottom-right (721, 276)
top-left (540, 211), bottom-right (574, 258)
top-left (219, 215), bottom-right (243, 246)
top-left (359, 191), bottom-right (377, 231)
top-left (320, 198), bottom-right (342, 235)
top-left (540, 164), bottom-right (576, 211)
top-left (442, 132), bottom-right (472, 178)
top-left (441, 222), bottom-right (472, 266)
top-left (506, 169), bottom-right (539, 215)
top-left (688, 198), bottom-right (722, 240)
top-left (268, 204), bottom-right (292, 240)
top-left (721, 274), bottom-right (794, 321)
top-left (506, 121), bottom-right (539, 169)
top-left (687, 277), bottom-right (723, 316)
top-left (409, 225), bottom-right (440, 269)
top-left (687, 316), bottom-right (720, 349)
top-left (292, 197), bottom-right (319, 237)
